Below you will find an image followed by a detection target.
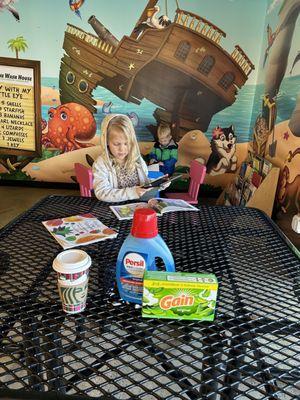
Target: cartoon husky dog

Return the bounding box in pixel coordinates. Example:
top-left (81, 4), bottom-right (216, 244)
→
top-left (206, 125), bottom-right (237, 175)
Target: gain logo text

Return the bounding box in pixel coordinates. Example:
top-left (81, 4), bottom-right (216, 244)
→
top-left (160, 294), bottom-right (194, 310)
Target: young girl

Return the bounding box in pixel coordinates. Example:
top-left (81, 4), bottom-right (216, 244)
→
top-left (93, 114), bottom-right (151, 202)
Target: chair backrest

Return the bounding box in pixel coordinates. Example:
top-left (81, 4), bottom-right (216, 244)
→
top-left (188, 160), bottom-right (207, 200)
top-left (74, 163), bottom-right (94, 197)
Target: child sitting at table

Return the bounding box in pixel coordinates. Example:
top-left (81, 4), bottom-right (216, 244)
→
top-left (93, 114), bottom-right (152, 202)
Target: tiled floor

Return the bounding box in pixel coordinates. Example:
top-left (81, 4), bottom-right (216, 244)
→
top-left (0, 186), bottom-right (79, 229)
top-left (0, 185), bottom-right (299, 249)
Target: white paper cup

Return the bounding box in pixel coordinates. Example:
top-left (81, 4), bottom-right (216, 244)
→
top-left (53, 250), bottom-right (91, 313)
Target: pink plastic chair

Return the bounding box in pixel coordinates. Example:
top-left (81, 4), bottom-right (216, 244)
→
top-left (74, 163), bottom-right (94, 197)
top-left (165, 160), bottom-right (206, 204)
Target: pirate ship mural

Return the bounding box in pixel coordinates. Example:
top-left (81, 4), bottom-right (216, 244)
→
top-left (59, 0), bottom-right (254, 141)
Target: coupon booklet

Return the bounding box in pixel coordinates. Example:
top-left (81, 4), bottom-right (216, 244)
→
top-left (42, 213), bottom-right (118, 249)
top-left (110, 198), bottom-right (198, 220)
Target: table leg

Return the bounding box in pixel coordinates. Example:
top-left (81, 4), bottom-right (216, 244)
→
top-left (22, 316), bottom-right (44, 390)
top-left (135, 325), bottom-right (202, 400)
top-left (43, 314), bottom-right (66, 393)
top-left (222, 270), bottom-right (280, 398)
top-left (0, 314), bottom-right (17, 345)
top-left (198, 330), bottom-right (225, 400)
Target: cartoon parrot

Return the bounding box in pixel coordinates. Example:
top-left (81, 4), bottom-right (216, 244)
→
top-left (69, 0), bottom-right (85, 19)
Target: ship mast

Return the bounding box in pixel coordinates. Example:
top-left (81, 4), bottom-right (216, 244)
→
top-left (130, 0), bottom-right (159, 39)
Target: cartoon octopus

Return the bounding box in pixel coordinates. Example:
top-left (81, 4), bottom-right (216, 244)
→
top-left (42, 103), bottom-right (96, 152)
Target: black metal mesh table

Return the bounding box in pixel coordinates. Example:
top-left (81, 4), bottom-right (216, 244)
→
top-left (0, 195), bottom-right (300, 400)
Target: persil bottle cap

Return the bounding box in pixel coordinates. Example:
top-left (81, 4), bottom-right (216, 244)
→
top-left (131, 208), bottom-right (158, 238)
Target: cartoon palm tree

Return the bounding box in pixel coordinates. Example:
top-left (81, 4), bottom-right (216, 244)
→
top-left (7, 36), bottom-right (28, 59)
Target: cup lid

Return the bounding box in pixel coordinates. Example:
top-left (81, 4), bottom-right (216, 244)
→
top-left (53, 249), bottom-right (91, 273)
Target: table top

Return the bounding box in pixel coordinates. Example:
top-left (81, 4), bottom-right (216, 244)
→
top-left (0, 195), bottom-right (299, 400)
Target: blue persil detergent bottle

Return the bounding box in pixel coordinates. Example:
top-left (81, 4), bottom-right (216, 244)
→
top-left (116, 208), bottom-right (175, 304)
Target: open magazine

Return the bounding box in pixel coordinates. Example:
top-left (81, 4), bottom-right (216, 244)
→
top-left (110, 198), bottom-right (198, 220)
top-left (42, 213), bottom-right (118, 249)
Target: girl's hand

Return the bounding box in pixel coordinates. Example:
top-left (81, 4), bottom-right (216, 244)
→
top-left (135, 186), bottom-right (151, 198)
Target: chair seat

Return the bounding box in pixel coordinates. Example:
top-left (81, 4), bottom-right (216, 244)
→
top-left (165, 192), bottom-right (198, 204)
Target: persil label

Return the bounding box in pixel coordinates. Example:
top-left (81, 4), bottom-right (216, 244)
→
top-left (123, 253), bottom-right (146, 278)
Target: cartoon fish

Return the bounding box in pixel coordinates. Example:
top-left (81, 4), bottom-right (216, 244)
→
top-left (69, 0), bottom-right (85, 19)
top-left (41, 103), bottom-right (96, 152)
top-left (102, 101), bottom-right (113, 114)
top-left (127, 111), bottom-right (139, 128)
top-left (0, 0), bottom-right (20, 21)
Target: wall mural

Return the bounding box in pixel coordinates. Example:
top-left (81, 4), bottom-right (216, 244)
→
top-left (0, 0), bottom-right (267, 190)
top-left (252, 0), bottom-right (300, 216)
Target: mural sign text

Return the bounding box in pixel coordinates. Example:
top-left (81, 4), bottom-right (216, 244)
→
top-left (0, 57), bottom-right (41, 156)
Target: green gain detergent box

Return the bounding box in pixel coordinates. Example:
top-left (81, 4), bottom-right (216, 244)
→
top-left (142, 271), bottom-right (218, 321)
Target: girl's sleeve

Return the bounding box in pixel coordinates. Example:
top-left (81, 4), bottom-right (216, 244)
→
top-left (92, 158), bottom-right (139, 203)
top-left (140, 157), bottom-right (151, 185)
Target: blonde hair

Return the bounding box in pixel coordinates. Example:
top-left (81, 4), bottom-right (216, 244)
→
top-left (99, 114), bottom-right (140, 172)
top-left (157, 123), bottom-right (171, 139)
